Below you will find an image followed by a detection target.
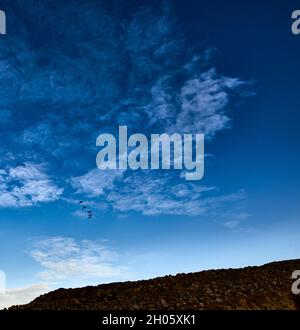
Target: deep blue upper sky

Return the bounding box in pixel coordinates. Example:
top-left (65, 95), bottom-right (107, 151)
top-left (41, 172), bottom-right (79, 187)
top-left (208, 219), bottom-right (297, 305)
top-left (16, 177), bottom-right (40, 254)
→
top-left (0, 0), bottom-right (300, 307)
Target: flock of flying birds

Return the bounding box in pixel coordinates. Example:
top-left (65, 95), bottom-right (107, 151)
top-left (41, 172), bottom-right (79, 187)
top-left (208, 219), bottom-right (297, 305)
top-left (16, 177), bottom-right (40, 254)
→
top-left (78, 201), bottom-right (93, 220)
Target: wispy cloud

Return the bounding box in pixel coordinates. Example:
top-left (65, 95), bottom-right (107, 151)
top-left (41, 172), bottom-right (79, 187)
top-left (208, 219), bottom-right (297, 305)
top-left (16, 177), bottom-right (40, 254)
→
top-left (222, 212), bottom-right (251, 232)
top-left (70, 169), bottom-right (245, 217)
top-left (30, 237), bottom-right (130, 284)
top-left (0, 163), bottom-right (63, 207)
top-left (0, 284), bottom-right (49, 309)
top-left (143, 66), bottom-right (246, 137)
top-left (70, 168), bottom-right (124, 197)
top-left (0, 1), bottom-right (251, 216)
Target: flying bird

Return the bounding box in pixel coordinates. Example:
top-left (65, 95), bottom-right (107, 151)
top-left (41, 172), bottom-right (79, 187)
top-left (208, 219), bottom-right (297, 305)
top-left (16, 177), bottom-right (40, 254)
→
top-left (77, 201), bottom-right (94, 220)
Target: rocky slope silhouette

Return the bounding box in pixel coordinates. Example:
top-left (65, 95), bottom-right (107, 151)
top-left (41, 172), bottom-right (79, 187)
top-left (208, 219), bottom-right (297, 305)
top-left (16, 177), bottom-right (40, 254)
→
top-left (10, 259), bottom-right (300, 310)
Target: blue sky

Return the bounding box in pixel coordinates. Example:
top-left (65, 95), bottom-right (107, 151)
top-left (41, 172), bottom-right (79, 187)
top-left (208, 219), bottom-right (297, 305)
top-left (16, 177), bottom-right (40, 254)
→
top-left (0, 0), bottom-right (300, 307)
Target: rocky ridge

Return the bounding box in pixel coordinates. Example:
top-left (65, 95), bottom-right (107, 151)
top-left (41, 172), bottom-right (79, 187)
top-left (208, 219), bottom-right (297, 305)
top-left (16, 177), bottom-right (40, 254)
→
top-left (10, 259), bottom-right (300, 310)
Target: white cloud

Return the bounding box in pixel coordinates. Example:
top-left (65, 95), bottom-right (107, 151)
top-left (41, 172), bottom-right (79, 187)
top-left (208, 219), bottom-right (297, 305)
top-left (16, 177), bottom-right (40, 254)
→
top-left (70, 168), bottom-right (246, 217)
top-left (0, 163), bottom-right (63, 208)
top-left (0, 284), bottom-right (49, 309)
top-left (30, 237), bottom-right (129, 284)
top-left (176, 69), bottom-right (237, 134)
top-left (0, 3), bottom-right (251, 218)
top-left (70, 168), bottom-right (124, 197)
top-left (222, 212), bottom-right (251, 231)
top-left (145, 68), bottom-right (245, 138)
top-left (223, 220), bottom-right (241, 230)
top-left (104, 171), bottom-right (244, 216)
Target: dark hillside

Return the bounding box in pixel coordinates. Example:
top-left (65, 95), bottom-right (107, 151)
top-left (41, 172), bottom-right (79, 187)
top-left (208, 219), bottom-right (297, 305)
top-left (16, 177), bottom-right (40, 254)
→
top-left (10, 259), bottom-right (300, 310)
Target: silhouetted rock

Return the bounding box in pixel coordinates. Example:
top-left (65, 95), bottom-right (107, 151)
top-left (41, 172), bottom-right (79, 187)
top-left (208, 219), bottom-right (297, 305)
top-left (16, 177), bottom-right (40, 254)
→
top-left (9, 259), bottom-right (300, 310)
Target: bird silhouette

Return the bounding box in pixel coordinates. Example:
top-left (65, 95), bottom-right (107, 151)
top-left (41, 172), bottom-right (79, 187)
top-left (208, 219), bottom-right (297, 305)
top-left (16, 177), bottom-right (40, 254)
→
top-left (77, 201), bottom-right (94, 220)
